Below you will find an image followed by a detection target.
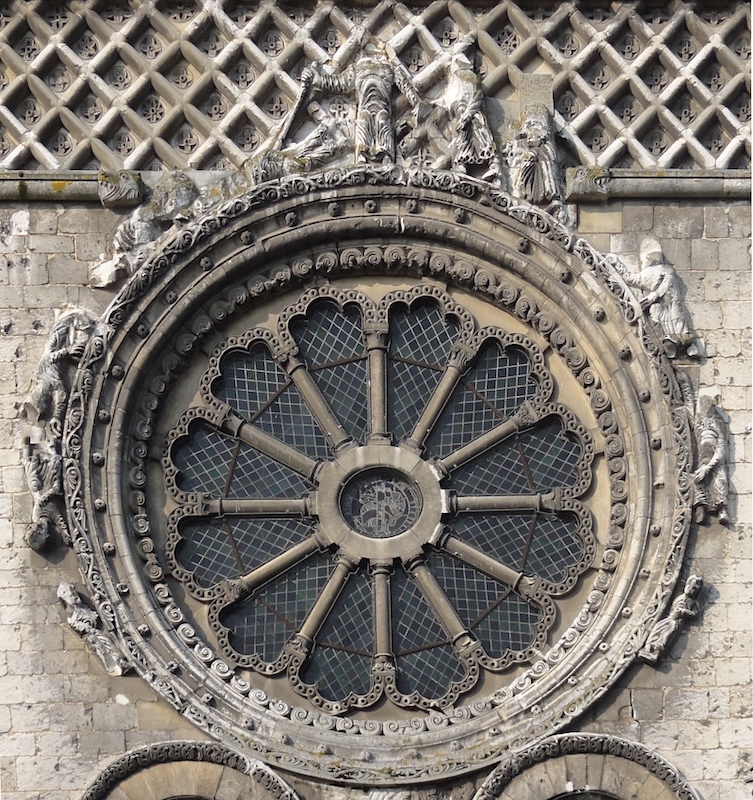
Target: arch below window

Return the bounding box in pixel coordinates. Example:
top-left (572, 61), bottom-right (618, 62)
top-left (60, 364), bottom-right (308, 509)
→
top-left (476, 733), bottom-right (701, 800)
top-left (80, 741), bottom-right (301, 800)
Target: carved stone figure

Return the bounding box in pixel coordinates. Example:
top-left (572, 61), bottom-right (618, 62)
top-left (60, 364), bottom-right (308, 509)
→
top-left (22, 306), bottom-right (95, 549)
top-left (57, 583), bottom-right (131, 676)
top-left (91, 170), bottom-right (199, 287)
top-left (693, 395), bottom-right (730, 524)
top-left (301, 42), bottom-right (421, 165)
top-left (565, 165), bottom-right (611, 200)
top-left (254, 102), bottom-right (353, 182)
top-left (97, 170), bottom-right (142, 207)
top-left (443, 52), bottom-right (501, 181)
top-left (638, 574), bottom-right (703, 664)
top-left (23, 437), bottom-right (67, 551)
top-left (23, 306), bottom-right (96, 439)
top-left (617, 237), bottom-right (700, 359)
top-left (398, 104), bottom-right (452, 170)
top-left (506, 106), bottom-right (562, 207)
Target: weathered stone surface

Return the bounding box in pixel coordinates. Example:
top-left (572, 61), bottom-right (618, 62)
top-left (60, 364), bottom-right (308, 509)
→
top-left (0, 7), bottom-right (748, 800)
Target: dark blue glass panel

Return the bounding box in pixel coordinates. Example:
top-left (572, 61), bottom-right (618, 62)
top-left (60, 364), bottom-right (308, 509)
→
top-left (302, 568), bottom-right (374, 700)
top-left (291, 302), bottom-right (369, 442)
top-left (426, 342), bottom-right (535, 458)
top-left (428, 551), bottom-right (540, 656)
top-left (387, 303), bottom-right (460, 441)
top-left (450, 418), bottom-right (582, 495)
top-left (177, 517), bottom-right (315, 588)
top-left (391, 564), bottom-right (466, 698)
top-left (173, 423), bottom-right (235, 496)
top-left (222, 553), bottom-right (334, 660)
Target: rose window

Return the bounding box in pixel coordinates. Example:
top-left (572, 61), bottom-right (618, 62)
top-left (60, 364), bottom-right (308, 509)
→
top-left (163, 285), bottom-right (595, 712)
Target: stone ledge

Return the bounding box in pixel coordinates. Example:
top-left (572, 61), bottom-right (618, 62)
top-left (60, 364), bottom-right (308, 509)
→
top-left (0, 169), bottom-right (749, 203)
top-left (567, 168), bottom-right (752, 201)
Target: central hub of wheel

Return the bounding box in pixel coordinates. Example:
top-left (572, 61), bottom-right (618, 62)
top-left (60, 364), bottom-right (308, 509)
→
top-left (340, 468), bottom-right (423, 538)
top-left (315, 444), bottom-right (448, 561)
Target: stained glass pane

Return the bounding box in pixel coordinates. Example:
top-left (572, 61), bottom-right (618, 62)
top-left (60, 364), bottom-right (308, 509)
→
top-left (173, 423), bottom-right (236, 496)
top-left (291, 302), bottom-right (369, 442)
top-left (228, 446), bottom-right (313, 499)
top-left (216, 347), bottom-right (288, 419)
top-left (448, 513), bottom-right (534, 573)
top-left (449, 418), bottom-right (582, 494)
top-left (302, 568), bottom-right (374, 700)
top-left (448, 512), bottom-right (585, 586)
top-left (426, 342), bottom-right (535, 458)
top-left (526, 513), bottom-right (584, 584)
top-left (391, 564), bottom-right (466, 698)
top-left (388, 303), bottom-right (460, 440)
top-left (176, 518), bottom-right (242, 588)
top-left (253, 385), bottom-right (331, 459)
top-left (518, 418), bottom-right (582, 490)
top-left (173, 422), bottom-right (314, 498)
top-left (217, 347), bottom-right (330, 459)
top-left (427, 551), bottom-right (541, 656)
top-left (473, 592), bottom-right (542, 656)
top-left (177, 517), bottom-right (315, 588)
top-left (221, 553), bottom-right (334, 661)
top-left (450, 441), bottom-right (532, 496)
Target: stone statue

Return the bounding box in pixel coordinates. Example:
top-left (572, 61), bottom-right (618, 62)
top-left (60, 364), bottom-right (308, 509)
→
top-left (22, 306), bottom-right (95, 550)
top-left (693, 395), bottom-right (730, 524)
top-left (253, 102), bottom-right (352, 182)
top-left (443, 52), bottom-right (501, 181)
top-left (91, 170), bottom-right (199, 287)
top-left (638, 574), bottom-right (703, 664)
top-left (22, 437), bottom-right (68, 551)
top-left (506, 106), bottom-right (562, 208)
top-left (617, 237), bottom-right (700, 359)
top-left (23, 306), bottom-right (96, 439)
top-left (301, 41), bottom-right (421, 165)
top-left (57, 583), bottom-right (131, 676)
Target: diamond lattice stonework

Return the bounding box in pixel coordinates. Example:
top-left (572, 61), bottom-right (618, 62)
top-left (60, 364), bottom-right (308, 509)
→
top-left (0, 2), bottom-right (747, 171)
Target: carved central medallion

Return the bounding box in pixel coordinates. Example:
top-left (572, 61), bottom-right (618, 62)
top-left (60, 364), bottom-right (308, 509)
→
top-left (340, 469), bottom-right (422, 538)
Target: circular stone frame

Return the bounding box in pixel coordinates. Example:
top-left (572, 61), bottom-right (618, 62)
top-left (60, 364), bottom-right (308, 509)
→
top-left (64, 169), bottom-right (694, 786)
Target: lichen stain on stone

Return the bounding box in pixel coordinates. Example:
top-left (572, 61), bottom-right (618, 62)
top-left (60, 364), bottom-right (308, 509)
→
top-left (52, 180), bottom-right (71, 192)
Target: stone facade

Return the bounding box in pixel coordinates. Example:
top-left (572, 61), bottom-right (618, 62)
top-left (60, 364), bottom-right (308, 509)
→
top-left (0, 3), bottom-right (750, 800)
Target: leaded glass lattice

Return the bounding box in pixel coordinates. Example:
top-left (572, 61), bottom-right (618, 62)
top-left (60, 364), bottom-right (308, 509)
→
top-left (164, 285), bottom-right (596, 711)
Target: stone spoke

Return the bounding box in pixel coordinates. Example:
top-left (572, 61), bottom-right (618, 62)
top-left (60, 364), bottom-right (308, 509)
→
top-left (219, 406), bottom-right (322, 481)
top-left (219, 534), bottom-right (325, 604)
top-left (438, 402), bottom-right (541, 473)
top-left (404, 343), bottom-right (474, 452)
top-left (454, 493), bottom-right (558, 513)
top-left (438, 531), bottom-right (524, 591)
top-left (296, 554), bottom-right (359, 644)
top-left (365, 322), bottom-right (389, 442)
top-left (284, 356), bottom-right (355, 452)
top-left (406, 557), bottom-right (479, 659)
top-left (200, 496), bottom-right (312, 517)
